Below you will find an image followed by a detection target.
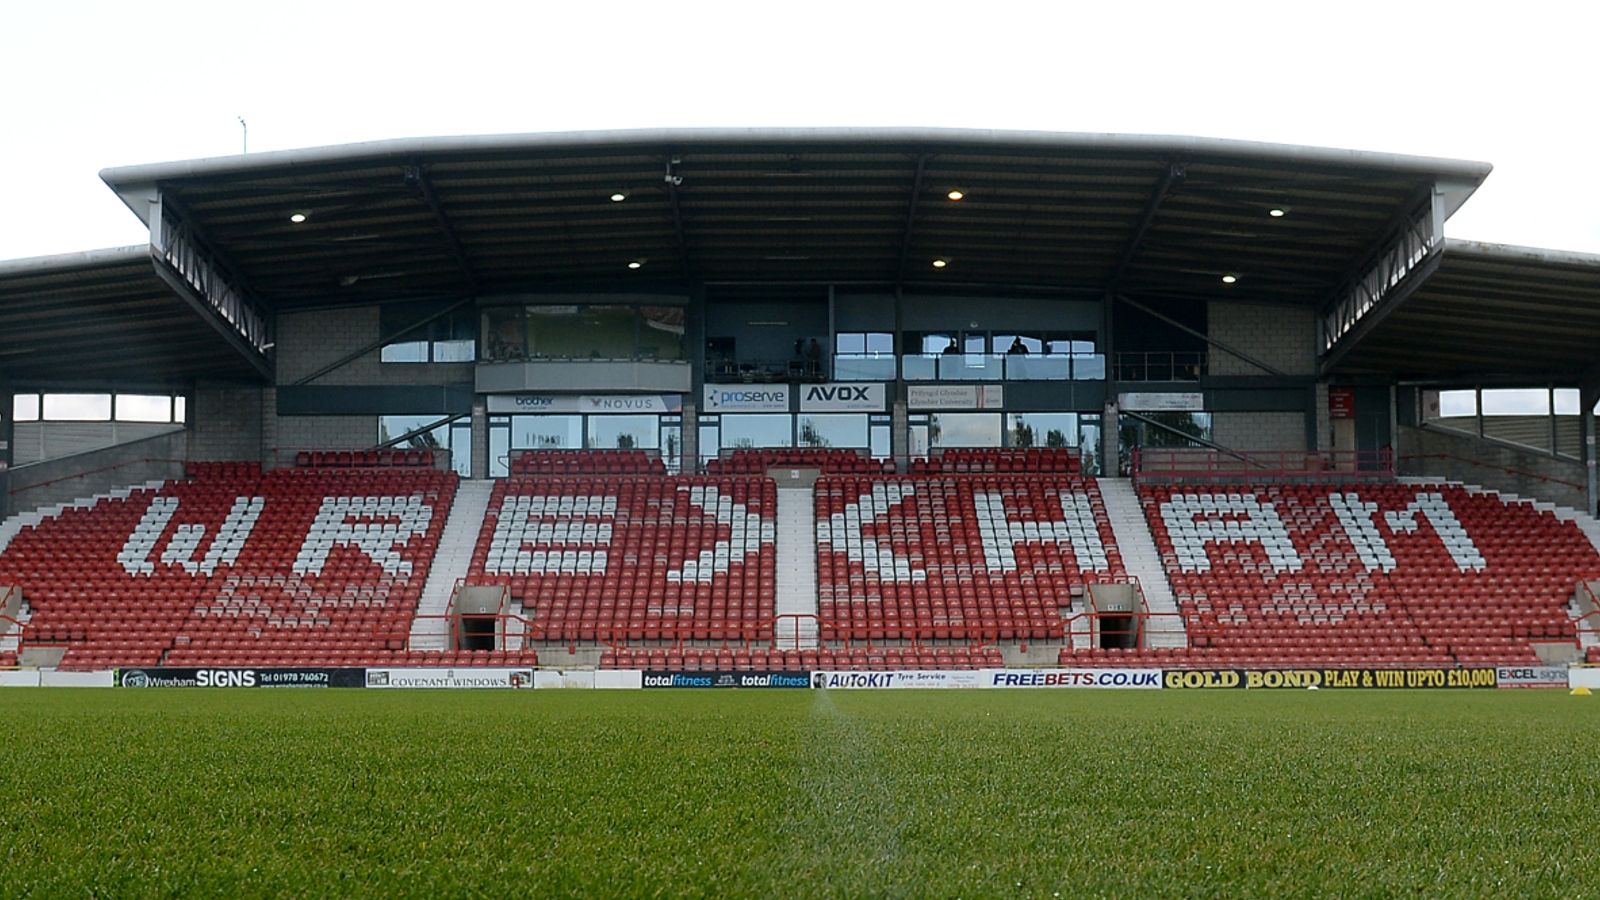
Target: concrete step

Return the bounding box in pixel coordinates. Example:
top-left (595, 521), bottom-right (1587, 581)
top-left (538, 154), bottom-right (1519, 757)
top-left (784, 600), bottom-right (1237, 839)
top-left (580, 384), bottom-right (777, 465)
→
top-left (774, 486), bottom-right (819, 649)
top-left (1097, 477), bottom-right (1186, 648)
top-left (411, 479), bottom-right (496, 648)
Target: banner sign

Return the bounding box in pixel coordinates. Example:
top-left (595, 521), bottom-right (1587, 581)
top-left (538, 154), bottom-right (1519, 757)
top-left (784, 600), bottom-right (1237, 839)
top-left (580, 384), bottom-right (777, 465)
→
top-left (117, 668), bottom-right (366, 688)
top-left (1494, 665), bottom-right (1568, 688)
top-left (642, 670), bottom-right (810, 688)
top-left (988, 668), bottom-right (1163, 689)
top-left (364, 668), bottom-right (535, 689)
top-left (701, 385), bottom-right (792, 412)
top-left (811, 670), bottom-right (987, 689)
top-left (1161, 668), bottom-right (1499, 690)
top-left (486, 394), bottom-right (682, 415)
top-left (1119, 392), bottom-right (1204, 412)
top-left (1328, 387), bottom-right (1356, 420)
top-left (799, 383), bottom-right (887, 412)
top-left (907, 384), bottom-right (1004, 410)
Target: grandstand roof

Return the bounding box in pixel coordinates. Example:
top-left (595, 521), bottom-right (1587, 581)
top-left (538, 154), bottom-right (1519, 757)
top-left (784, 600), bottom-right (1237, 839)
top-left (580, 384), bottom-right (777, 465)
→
top-left (1329, 240), bottom-right (1600, 381)
top-left (98, 128), bottom-right (1492, 310)
top-left (0, 247), bottom-right (267, 385)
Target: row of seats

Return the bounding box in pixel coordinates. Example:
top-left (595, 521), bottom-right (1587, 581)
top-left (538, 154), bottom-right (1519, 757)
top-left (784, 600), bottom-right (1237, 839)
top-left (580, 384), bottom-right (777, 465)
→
top-left (1137, 482), bottom-right (1600, 666)
top-left (600, 645), bottom-right (1005, 671)
top-left (465, 475), bottom-right (778, 642)
top-left (910, 448), bottom-right (1081, 474)
top-left (157, 649), bottom-right (540, 668)
top-left (294, 449), bottom-right (437, 468)
top-left (509, 449), bottom-right (666, 475)
top-left (816, 475), bottom-right (1123, 640)
top-left (706, 448), bottom-right (892, 475)
top-left (0, 464), bottom-right (457, 669)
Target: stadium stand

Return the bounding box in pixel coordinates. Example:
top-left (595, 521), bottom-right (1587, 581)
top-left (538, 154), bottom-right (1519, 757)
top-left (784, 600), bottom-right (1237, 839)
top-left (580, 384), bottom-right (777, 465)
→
top-left (815, 472), bottom-right (1123, 642)
top-left (295, 449), bottom-right (436, 468)
top-left (909, 448), bottom-right (1081, 475)
top-left (509, 449), bottom-right (665, 476)
top-left (466, 474), bottom-right (777, 643)
top-left (0, 462), bottom-right (477, 669)
top-left (1057, 482), bottom-right (1600, 667)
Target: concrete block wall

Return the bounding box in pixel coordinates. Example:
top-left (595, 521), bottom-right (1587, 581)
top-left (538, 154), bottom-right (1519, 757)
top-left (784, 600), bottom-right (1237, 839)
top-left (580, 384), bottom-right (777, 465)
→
top-left (1397, 423), bottom-right (1587, 511)
top-left (1207, 301), bottom-right (1315, 376)
top-left (276, 306), bottom-right (473, 387)
top-left (189, 380), bottom-right (264, 462)
top-left (274, 415), bottom-right (375, 460)
top-left (1212, 412), bottom-right (1307, 452)
top-left (4, 430), bottom-right (187, 517)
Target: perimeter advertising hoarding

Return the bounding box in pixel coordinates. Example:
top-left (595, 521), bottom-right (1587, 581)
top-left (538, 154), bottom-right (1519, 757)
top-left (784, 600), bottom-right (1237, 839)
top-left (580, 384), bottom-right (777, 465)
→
top-left (364, 668), bottom-right (535, 689)
top-left (811, 670), bottom-right (987, 689)
top-left (1494, 665), bottom-right (1568, 688)
top-left (1161, 668), bottom-right (1499, 689)
top-left (642, 671), bottom-right (811, 688)
top-left (116, 668), bottom-right (366, 688)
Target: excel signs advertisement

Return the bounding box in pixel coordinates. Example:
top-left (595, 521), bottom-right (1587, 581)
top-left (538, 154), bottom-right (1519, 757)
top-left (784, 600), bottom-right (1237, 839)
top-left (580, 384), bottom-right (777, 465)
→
top-left (116, 668), bottom-right (366, 688)
top-left (486, 394), bottom-right (682, 414)
top-left (799, 383), bottom-right (886, 412)
top-left (701, 384), bottom-right (791, 412)
top-left (1161, 668), bottom-right (1499, 689)
top-left (906, 384), bottom-right (1004, 410)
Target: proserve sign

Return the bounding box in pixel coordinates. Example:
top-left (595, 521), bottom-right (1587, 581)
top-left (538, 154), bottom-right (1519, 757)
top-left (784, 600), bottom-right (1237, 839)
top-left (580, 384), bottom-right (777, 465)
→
top-left (702, 384), bottom-right (791, 412)
top-left (800, 383), bottom-right (886, 412)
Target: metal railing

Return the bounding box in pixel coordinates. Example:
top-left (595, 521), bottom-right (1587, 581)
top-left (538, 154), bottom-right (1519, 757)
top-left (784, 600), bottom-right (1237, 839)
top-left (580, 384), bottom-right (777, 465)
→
top-left (1132, 447), bottom-right (1395, 485)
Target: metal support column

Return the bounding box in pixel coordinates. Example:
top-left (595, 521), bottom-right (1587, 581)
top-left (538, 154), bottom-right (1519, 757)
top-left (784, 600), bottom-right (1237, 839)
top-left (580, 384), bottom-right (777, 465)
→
top-left (892, 286), bottom-right (908, 470)
top-left (1101, 291), bottom-right (1119, 476)
top-left (1582, 382), bottom-right (1599, 519)
top-left (470, 399), bottom-right (488, 480)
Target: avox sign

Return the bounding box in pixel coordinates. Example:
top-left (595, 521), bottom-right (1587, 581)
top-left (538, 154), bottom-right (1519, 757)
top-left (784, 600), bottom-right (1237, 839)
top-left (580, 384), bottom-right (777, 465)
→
top-left (800, 383), bottom-right (886, 412)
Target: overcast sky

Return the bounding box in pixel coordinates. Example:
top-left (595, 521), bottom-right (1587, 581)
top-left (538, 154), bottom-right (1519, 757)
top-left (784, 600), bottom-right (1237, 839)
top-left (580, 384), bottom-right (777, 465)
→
top-left (2, 1), bottom-right (1598, 261)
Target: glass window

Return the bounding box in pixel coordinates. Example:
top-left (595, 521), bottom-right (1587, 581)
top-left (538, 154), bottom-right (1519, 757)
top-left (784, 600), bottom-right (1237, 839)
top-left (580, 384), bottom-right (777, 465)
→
top-left (484, 308), bottom-right (527, 362)
top-left (381, 340), bottom-right (429, 363)
top-left (799, 414), bottom-right (867, 448)
top-left (12, 394), bottom-right (40, 422)
top-left (1554, 389), bottom-right (1579, 416)
top-left (1436, 390), bottom-right (1476, 417)
top-left (699, 423), bottom-right (721, 465)
top-left (587, 414), bottom-right (659, 450)
top-left (116, 394), bottom-right (172, 423)
top-left (660, 419), bottom-right (682, 473)
top-left (174, 396), bottom-right (187, 423)
top-left (1481, 388), bottom-right (1550, 416)
top-left (1007, 413), bottom-right (1078, 449)
top-left (43, 394), bottom-right (111, 421)
top-left (512, 415), bottom-right (583, 450)
top-left (639, 306), bottom-right (686, 361)
top-left (929, 413), bottom-right (1001, 448)
top-left (721, 414), bottom-right (793, 450)
top-left (489, 417), bottom-right (510, 478)
top-left (379, 415), bottom-right (468, 476)
top-left (871, 421), bottom-right (891, 459)
top-left (1078, 415), bottom-right (1103, 476)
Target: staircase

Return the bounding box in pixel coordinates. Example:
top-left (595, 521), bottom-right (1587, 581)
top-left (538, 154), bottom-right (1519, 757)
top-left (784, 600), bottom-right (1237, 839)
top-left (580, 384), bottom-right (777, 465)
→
top-left (0, 598), bottom-right (28, 655)
top-left (1098, 478), bottom-right (1186, 648)
top-left (410, 479), bottom-right (495, 651)
top-left (774, 486), bottom-right (820, 649)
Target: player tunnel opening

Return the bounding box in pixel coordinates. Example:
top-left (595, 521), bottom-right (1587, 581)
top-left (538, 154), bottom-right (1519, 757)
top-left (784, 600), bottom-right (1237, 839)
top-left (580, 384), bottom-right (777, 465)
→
top-left (1088, 583), bottom-right (1141, 650)
top-left (450, 584), bottom-right (511, 651)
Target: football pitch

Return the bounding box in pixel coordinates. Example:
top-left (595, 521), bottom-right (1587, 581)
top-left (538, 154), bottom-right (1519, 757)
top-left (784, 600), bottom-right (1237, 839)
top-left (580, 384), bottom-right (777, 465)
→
top-left (1, 688), bottom-right (1596, 897)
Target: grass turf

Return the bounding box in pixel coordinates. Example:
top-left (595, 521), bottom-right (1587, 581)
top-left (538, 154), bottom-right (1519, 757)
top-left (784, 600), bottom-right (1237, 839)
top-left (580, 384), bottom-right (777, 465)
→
top-left (1, 689), bottom-right (1598, 897)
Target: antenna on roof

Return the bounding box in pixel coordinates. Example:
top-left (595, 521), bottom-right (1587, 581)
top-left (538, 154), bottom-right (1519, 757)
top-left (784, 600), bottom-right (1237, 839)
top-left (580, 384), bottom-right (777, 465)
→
top-left (238, 117), bottom-right (248, 155)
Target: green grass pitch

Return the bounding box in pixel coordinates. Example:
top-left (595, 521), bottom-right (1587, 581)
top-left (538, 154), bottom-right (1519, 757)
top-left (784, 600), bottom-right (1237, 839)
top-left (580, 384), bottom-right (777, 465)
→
top-left (1, 689), bottom-right (1598, 897)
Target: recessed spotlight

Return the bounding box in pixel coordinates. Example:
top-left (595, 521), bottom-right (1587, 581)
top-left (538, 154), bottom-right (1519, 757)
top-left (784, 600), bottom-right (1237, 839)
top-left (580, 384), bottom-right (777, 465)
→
top-left (289, 212), bottom-right (307, 224)
top-left (627, 260), bottom-right (643, 270)
top-left (1221, 273), bottom-right (1238, 284)
top-left (1268, 208), bottom-right (1286, 218)
top-left (610, 192), bottom-right (627, 203)
top-left (947, 190), bottom-right (965, 201)
top-left (932, 258), bottom-right (948, 269)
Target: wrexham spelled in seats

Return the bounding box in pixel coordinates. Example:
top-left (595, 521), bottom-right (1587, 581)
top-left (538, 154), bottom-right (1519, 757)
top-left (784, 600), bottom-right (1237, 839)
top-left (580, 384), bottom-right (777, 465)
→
top-left (1121, 482), bottom-right (1600, 667)
top-left (467, 475), bottom-right (777, 642)
top-left (0, 461), bottom-right (465, 669)
top-left (816, 474), bottom-right (1123, 642)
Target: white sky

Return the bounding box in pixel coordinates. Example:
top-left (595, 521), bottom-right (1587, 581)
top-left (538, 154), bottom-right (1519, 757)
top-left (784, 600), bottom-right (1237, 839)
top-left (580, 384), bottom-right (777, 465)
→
top-left (3, 0), bottom-right (1599, 261)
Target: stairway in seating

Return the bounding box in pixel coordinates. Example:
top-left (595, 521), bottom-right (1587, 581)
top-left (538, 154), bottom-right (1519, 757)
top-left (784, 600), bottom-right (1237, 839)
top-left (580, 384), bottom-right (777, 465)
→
top-left (774, 485), bottom-right (820, 649)
top-left (410, 479), bottom-right (495, 651)
top-left (1098, 478), bottom-right (1187, 648)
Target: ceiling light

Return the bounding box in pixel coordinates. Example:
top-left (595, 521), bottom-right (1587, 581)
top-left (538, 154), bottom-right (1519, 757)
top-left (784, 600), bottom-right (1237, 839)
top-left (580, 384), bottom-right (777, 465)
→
top-left (627, 260), bottom-right (643, 270)
top-left (947, 190), bottom-right (965, 201)
top-left (1221, 273), bottom-right (1238, 284)
top-left (610, 192), bottom-right (627, 203)
top-left (932, 258), bottom-right (948, 269)
top-left (288, 212), bottom-right (307, 224)
top-left (1268, 208), bottom-right (1286, 218)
